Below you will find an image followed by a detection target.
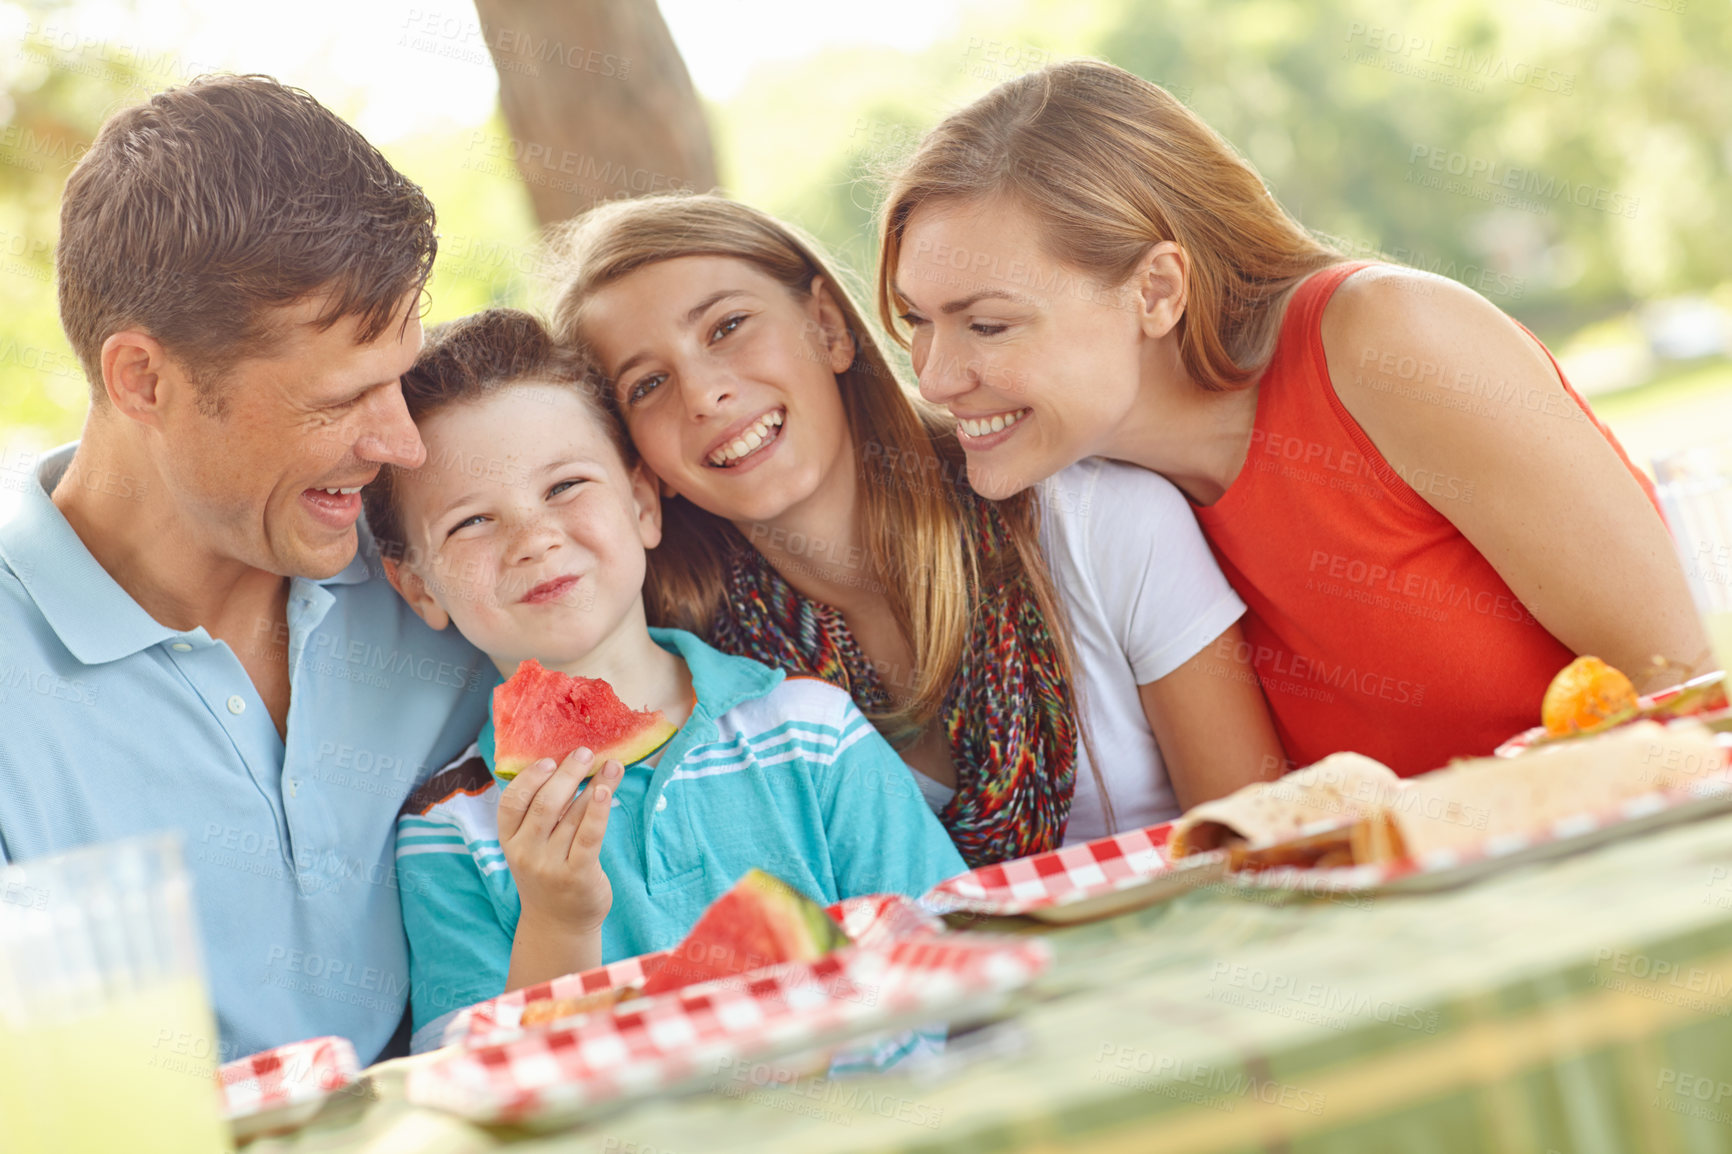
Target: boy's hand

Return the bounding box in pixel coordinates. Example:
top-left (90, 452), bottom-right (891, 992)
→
top-left (497, 748), bottom-right (623, 937)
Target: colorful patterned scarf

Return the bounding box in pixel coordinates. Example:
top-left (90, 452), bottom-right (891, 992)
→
top-left (706, 493), bottom-right (1077, 868)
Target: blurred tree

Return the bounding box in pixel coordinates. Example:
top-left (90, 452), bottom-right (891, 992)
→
top-left (1093, 0), bottom-right (1732, 334)
top-left (0, 21), bottom-right (159, 447)
top-left (471, 0), bottom-right (716, 226)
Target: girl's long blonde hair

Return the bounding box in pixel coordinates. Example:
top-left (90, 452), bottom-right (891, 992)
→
top-left (876, 58), bottom-right (1346, 388)
top-left (550, 194), bottom-right (1085, 750)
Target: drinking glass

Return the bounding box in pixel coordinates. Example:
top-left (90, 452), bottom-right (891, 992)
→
top-left (1654, 445), bottom-right (1732, 675)
top-left (0, 832), bottom-right (232, 1153)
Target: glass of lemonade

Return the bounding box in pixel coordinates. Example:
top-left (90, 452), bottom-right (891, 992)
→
top-left (0, 832), bottom-right (232, 1153)
top-left (1654, 446), bottom-right (1732, 674)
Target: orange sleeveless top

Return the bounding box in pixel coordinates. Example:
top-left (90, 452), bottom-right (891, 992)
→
top-left (1193, 262), bottom-right (1659, 776)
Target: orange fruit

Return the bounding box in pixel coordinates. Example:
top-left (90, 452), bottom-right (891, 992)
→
top-left (1541, 656), bottom-right (1638, 737)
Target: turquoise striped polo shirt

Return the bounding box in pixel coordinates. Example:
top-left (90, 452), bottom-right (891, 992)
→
top-left (395, 627), bottom-right (966, 1051)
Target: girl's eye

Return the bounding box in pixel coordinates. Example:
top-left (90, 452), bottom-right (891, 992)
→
top-left (711, 313), bottom-right (746, 342)
top-left (970, 321), bottom-right (1010, 337)
top-left (626, 373), bottom-right (665, 405)
top-left (898, 311), bottom-right (928, 328)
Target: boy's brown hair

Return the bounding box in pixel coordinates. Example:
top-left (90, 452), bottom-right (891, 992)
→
top-left (57, 73), bottom-right (437, 409)
top-left (362, 308), bottom-right (630, 564)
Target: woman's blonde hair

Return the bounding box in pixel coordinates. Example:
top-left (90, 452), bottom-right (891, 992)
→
top-left (876, 58), bottom-right (1346, 389)
top-left (550, 194), bottom-right (1085, 750)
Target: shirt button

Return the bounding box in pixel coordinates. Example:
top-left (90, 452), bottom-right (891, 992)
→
top-left (226, 695), bottom-right (246, 715)
top-left (287, 779), bottom-right (298, 798)
top-left (170, 642), bottom-right (192, 652)
top-left (654, 795), bottom-right (668, 813)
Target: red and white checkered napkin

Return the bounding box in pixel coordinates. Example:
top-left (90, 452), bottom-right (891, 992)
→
top-left (217, 1034), bottom-right (359, 1122)
top-left (409, 895), bottom-right (1047, 1126)
top-left (443, 893), bottom-right (946, 1048)
top-left (446, 948), bottom-right (667, 1047)
top-left (920, 821), bottom-right (1197, 917)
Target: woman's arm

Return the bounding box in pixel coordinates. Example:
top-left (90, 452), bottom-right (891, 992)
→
top-left (1138, 621), bottom-right (1286, 811)
top-left (1322, 267), bottom-right (1708, 691)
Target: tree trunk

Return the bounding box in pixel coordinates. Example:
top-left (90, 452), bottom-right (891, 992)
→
top-left (471, 0), bottom-right (717, 227)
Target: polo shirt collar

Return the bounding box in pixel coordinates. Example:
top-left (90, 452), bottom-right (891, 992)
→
top-left (0, 442), bottom-right (372, 666)
top-left (475, 627), bottom-right (783, 776)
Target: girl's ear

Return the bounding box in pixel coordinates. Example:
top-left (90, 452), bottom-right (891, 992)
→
top-left (1132, 241), bottom-right (1189, 340)
top-left (382, 554), bottom-right (450, 632)
top-left (807, 275), bottom-right (858, 375)
top-left (630, 463), bottom-right (665, 550)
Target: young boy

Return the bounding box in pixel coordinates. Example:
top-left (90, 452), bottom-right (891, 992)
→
top-left (364, 309), bottom-right (967, 1051)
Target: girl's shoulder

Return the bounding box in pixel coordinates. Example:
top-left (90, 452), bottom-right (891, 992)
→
top-left (1037, 457), bottom-right (1196, 553)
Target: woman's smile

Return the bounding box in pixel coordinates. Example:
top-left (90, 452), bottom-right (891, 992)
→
top-left (953, 406), bottom-right (1033, 450)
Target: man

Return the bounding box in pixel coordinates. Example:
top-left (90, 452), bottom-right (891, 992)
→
top-left (0, 75), bottom-right (493, 1063)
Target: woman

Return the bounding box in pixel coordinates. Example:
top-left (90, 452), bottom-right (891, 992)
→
top-left (550, 194), bottom-right (1283, 867)
top-left (877, 59), bottom-right (1708, 777)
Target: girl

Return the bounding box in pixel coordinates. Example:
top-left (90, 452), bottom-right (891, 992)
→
top-left (877, 59), bottom-right (1708, 776)
top-left (551, 194), bottom-right (1283, 867)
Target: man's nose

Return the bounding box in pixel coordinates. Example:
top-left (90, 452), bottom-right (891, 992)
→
top-left (355, 383), bottom-right (426, 469)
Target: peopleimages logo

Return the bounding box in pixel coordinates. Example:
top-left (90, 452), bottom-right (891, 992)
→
top-left (1407, 145), bottom-right (1639, 218)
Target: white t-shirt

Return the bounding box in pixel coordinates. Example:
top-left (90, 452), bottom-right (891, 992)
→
top-left (909, 458), bottom-right (1246, 843)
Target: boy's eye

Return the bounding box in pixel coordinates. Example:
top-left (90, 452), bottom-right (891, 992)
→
top-left (626, 373), bottom-right (665, 406)
top-left (446, 514), bottom-right (486, 538)
top-left (711, 313), bottom-right (746, 342)
top-left (548, 478), bottom-right (585, 498)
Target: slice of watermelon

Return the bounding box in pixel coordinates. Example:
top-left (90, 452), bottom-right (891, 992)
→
top-left (640, 869), bottom-right (851, 996)
top-left (492, 659), bottom-right (679, 779)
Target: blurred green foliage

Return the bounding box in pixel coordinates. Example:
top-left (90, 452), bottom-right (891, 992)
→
top-left (2, 0), bottom-right (1729, 450)
top-left (718, 0), bottom-right (1732, 340)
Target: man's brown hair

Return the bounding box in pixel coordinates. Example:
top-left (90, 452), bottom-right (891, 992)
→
top-left (57, 73), bottom-right (438, 409)
top-left (361, 308), bottom-right (630, 564)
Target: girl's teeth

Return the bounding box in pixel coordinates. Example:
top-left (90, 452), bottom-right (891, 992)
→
top-left (319, 486), bottom-right (362, 495)
top-left (709, 409), bottom-right (785, 465)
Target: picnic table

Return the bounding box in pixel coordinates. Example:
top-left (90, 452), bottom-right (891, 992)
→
top-left (245, 809), bottom-right (1732, 1153)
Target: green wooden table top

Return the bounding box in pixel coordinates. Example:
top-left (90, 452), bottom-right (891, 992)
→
top-left (245, 810), bottom-right (1732, 1154)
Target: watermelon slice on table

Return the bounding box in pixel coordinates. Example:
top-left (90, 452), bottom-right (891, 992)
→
top-left (492, 659), bottom-right (678, 780)
top-left (640, 869), bottom-right (851, 996)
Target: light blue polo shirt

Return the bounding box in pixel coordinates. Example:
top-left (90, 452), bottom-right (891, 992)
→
top-left (0, 445), bottom-right (496, 1063)
top-left (395, 627), bottom-right (967, 1052)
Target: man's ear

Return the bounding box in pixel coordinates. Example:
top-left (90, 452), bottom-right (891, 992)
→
top-left (100, 330), bottom-right (183, 425)
top-left (807, 276), bottom-right (858, 375)
top-left (382, 554), bottom-right (450, 632)
top-left (1131, 241), bottom-right (1189, 341)
top-left (631, 463), bottom-right (666, 551)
